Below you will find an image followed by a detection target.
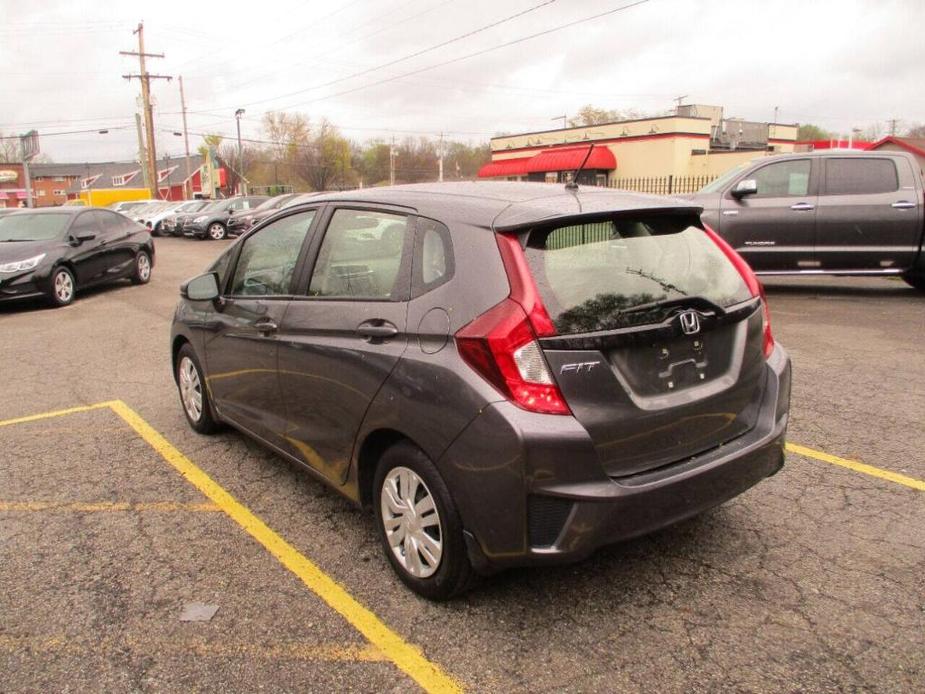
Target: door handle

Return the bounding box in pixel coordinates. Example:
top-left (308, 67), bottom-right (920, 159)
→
top-left (357, 320), bottom-right (399, 341)
top-left (254, 318), bottom-right (278, 335)
top-left (891, 201), bottom-right (916, 210)
top-left (790, 202), bottom-right (815, 211)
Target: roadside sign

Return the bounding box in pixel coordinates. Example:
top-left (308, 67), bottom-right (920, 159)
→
top-left (20, 130), bottom-right (40, 161)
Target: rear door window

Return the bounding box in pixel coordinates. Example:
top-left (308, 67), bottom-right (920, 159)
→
top-left (524, 217), bottom-right (752, 335)
top-left (308, 209), bottom-right (410, 300)
top-left (824, 158), bottom-right (898, 194)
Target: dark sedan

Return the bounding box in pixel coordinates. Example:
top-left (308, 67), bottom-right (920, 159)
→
top-left (0, 208), bottom-right (154, 307)
top-left (183, 196), bottom-right (268, 240)
top-left (226, 193), bottom-right (301, 236)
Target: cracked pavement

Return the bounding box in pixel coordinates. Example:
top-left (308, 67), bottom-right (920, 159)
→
top-left (1, 239), bottom-right (923, 692)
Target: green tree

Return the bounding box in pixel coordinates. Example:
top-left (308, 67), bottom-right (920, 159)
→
top-left (567, 105), bottom-right (649, 127)
top-left (796, 124), bottom-right (831, 141)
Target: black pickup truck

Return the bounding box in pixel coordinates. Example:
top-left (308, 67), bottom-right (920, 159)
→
top-left (689, 150), bottom-right (925, 291)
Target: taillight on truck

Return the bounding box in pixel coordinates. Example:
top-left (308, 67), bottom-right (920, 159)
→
top-left (703, 224), bottom-right (775, 358)
top-left (455, 234), bottom-right (570, 415)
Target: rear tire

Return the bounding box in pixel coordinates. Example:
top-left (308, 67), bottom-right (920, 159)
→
top-left (131, 250), bottom-right (152, 285)
top-left (373, 441), bottom-right (474, 601)
top-left (47, 266), bottom-right (76, 307)
top-left (207, 222), bottom-right (226, 241)
top-left (902, 272), bottom-right (925, 292)
top-left (176, 344), bottom-right (221, 434)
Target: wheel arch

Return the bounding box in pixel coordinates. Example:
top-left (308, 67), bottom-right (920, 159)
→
top-left (355, 428), bottom-right (413, 509)
top-left (171, 335), bottom-right (191, 382)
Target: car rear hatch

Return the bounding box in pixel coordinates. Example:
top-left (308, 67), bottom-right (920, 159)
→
top-left (515, 211), bottom-right (768, 478)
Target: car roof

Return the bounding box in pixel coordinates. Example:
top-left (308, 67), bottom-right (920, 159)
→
top-left (6, 207), bottom-right (83, 215)
top-left (287, 181), bottom-right (701, 230)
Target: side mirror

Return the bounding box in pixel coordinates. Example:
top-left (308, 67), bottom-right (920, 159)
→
top-left (74, 231), bottom-right (97, 243)
top-left (731, 179), bottom-right (758, 199)
top-left (181, 272), bottom-right (220, 301)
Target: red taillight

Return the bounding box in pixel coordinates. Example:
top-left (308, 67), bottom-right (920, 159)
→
top-left (703, 224), bottom-right (774, 358)
top-left (455, 234), bottom-right (570, 415)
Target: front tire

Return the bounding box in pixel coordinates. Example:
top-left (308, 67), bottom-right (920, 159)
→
top-left (373, 441), bottom-right (473, 601)
top-left (207, 222), bottom-right (226, 241)
top-left (48, 266), bottom-right (76, 307)
top-left (176, 345), bottom-right (221, 434)
top-left (902, 272), bottom-right (925, 292)
top-left (131, 250), bottom-right (152, 285)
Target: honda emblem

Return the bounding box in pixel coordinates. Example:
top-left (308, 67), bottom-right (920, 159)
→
top-left (679, 311), bottom-right (701, 335)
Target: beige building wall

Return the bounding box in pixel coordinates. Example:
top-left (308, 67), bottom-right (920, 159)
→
top-left (488, 112), bottom-right (799, 182)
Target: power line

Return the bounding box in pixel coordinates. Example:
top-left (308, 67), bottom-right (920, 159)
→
top-left (221, 0), bottom-right (558, 111)
top-left (207, 0), bottom-right (454, 95)
top-left (270, 0), bottom-right (651, 113)
top-left (0, 126), bottom-right (134, 140)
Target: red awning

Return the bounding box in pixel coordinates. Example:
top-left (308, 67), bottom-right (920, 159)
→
top-left (477, 156), bottom-right (533, 178)
top-left (524, 145), bottom-right (616, 173)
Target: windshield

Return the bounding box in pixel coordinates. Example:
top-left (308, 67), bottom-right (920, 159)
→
top-left (0, 213), bottom-right (71, 242)
top-left (524, 216), bottom-right (751, 334)
top-left (698, 161), bottom-right (755, 194)
top-left (199, 200), bottom-right (226, 212)
top-left (179, 201), bottom-right (207, 213)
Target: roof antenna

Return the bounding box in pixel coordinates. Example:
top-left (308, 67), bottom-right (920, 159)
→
top-left (565, 144), bottom-right (594, 191)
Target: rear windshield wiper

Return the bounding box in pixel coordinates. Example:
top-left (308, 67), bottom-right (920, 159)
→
top-left (619, 295), bottom-right (729, 317)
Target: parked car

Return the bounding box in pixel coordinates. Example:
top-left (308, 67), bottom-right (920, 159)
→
top-left (227, 193), bottom-right (301, 236)
top-left (108, 200), bottom-right (153, 214)
top-left (161, 200), bottom-right (210, 236)
top-left (183, 196), bottom-right (268, 240)
top-left (690, 150), bottom-right (925, 291)
top-left (0, 208), bottom-right (154, 307)
top-left (170, 182), bottom-right (791, 599)
top-left (136, 201), bottom-right (191, 236)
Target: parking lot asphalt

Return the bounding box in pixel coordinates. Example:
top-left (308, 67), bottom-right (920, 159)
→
top-left (1, 237), bottom-right (923, 693)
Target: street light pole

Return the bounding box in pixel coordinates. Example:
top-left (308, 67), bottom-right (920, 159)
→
top-left (235, 109), bottom-right (246, 195)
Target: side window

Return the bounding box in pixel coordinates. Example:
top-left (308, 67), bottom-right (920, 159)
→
top-left (825, 158), bottom-right (898, 195)
top-left (228, 210), bottom-right (316, 297)
top-left (748, 160), bottom-right (811, 197)
top-left (412, 217), bottom-right (454, 297)
top-left (308, 209), bottom-right (409, 300)
top-left (97, 210), bottom-right (128, 234)
top-left (70, 212), bottom-right (94, 234)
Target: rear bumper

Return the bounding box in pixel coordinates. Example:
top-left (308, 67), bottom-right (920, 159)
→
top-left (440, 344), bottom-right (792, 574)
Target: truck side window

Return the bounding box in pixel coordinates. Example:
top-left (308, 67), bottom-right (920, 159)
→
top-left (750, 160), bottom-right (811, 197)
top-left (825, 158), bottom-right (898, 195)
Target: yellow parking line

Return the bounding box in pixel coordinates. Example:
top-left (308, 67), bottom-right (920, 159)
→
top-left (787, 443), bottom-right (925, 492)
top-left (107, 400), bottom-right (463, 694)
top-left (0, 401), bottom-right (117, 428)
top-left (0, 501), bottom-right (221, 513)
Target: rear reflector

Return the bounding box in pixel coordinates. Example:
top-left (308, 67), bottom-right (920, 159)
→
top-left (455, 234), bottom-right (570, 415)
top-left (703, 224), bottom-right (775, 358)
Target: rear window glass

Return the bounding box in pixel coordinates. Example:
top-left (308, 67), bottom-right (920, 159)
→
top-left (825, 158), bottom-right (898, 195)
top-left (524, 217), bottom-right (752, 334)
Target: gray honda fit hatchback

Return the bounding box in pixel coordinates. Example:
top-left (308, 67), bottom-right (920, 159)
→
top-left (171, 182), bottom-right (791, 600)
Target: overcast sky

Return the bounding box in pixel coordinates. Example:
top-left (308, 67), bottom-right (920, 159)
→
top-left (2, 0), bottom-right (922, 163)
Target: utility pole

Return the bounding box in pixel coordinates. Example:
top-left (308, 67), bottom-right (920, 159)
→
top-left (179, 76), bottom-right (192, 199)
top-left (121, 22), bottom-right (171, 199)
top-left (673, 95), bottom-right (688, 114)
top-left (235, 109), bottom-right (246, 195)
top-left (135, 112), bottom-right (150, 192)
top-left (888, 118), bottom-right (899, 136)
top-left (389, 137), bottom-right (396, 186)
top-left (438, 132), bottom-right (444, 183)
